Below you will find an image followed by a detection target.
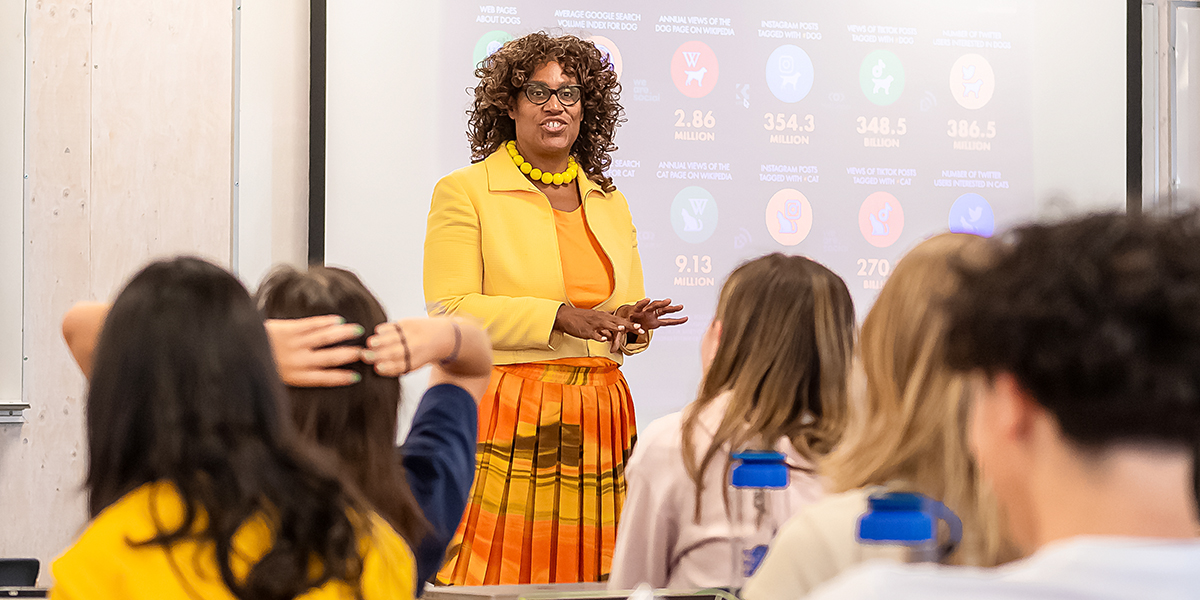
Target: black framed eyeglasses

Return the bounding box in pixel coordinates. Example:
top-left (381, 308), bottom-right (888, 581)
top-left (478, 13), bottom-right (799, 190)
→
top-left (522, 82), bottom-right (584, 106)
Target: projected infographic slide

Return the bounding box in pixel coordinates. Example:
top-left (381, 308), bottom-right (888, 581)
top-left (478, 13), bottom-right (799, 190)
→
top-left (437, 0), bottom-right (1033, 354)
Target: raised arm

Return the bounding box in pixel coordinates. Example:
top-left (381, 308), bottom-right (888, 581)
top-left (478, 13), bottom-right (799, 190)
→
top-left (62, 302), bottom-right (110, 379)
top-left (364, 316), bottom-right (493, 400)
top-left (62, 301), bottom-right (364, 386)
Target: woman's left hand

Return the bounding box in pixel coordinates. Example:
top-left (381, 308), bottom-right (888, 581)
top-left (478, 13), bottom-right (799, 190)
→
top-left (610, 298), bottom-right (687, 352)
top-left (616, 298), bottom-right (688, 331)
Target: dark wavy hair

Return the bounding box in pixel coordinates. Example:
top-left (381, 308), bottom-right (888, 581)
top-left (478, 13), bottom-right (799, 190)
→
top-left (467, 32), bottom-right (624, 192)
top-left (945, 213), bottom-right (1200, 500)
top-left (255, 266), bottom-right (429, 548)
top-left (86, 257), bottom-right (367, 600)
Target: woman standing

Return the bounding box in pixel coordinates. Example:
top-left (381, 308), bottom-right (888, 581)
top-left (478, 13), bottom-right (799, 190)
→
top-left (425, 32), bottom-right (685, 585)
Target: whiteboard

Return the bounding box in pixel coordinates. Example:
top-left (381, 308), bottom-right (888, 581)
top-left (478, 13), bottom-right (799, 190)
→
top-left (326, 0), bottom-right (1127, 427)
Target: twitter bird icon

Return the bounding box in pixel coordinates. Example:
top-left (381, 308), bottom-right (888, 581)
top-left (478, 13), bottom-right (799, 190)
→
top-left (948, 193), bottom-right (995, 237)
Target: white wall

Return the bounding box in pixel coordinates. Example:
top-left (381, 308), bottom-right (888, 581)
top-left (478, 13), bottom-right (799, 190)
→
top-left (324, 1), bottom-right (450, 415)
top-left (1032, 0), bottom-right (1128, 216)
top-left (324, 1), bottom-right (445, 321)
top-left (236, 0), bottom-right (310, 288)
top-left (1, 0), bottom-right (24, 406)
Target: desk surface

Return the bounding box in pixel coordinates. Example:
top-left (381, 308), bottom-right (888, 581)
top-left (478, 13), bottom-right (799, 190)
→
top-left (0, 588), bottom-right (48, 598)
top-left (423, 583), bottom-right (736, 600)
top-left (424, 582), bottom-right (607, 600)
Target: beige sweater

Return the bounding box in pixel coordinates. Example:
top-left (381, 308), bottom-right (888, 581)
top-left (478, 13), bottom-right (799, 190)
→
top-left (741, 489), bottom-right (907, 600)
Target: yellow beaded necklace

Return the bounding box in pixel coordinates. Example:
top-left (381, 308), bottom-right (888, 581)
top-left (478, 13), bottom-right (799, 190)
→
top-left (506, 141), bottom-right (578, 186)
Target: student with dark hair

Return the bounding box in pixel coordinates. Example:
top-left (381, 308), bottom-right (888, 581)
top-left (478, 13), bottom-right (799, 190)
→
top-left (807, 213), bottom-right (1200, 599)
top-left (255, 266), bottom-right (489, 591)
top-left (62, 265), bottom-right (491, 594)
top-left (53, 257), bottom-right (413, 600)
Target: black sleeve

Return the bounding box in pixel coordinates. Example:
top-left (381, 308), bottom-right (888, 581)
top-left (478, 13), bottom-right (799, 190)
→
top-left (399, 383), bottom-right (478, 593)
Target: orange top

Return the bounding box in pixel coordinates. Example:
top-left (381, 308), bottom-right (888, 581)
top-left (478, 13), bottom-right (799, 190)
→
top-left (554, 206), bottom-right (615, 309)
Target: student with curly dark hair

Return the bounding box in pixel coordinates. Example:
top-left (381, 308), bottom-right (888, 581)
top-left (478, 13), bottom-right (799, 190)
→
top-left (425, 32), bottom-right (687, 585)
top-left (808, 213), bottom-right (1200, 600)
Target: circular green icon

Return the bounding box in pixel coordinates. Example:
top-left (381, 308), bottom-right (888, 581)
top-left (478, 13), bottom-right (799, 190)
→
top-left (473, 31), bottom-right (513, 67)
top-left (670, 186), bottom-right (718, 244)
top-left (859, 50), bottom-right (905, 106)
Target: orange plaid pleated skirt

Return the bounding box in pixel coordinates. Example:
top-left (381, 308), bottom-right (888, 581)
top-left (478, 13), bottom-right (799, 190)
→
top-left (436, 357), bottom-right (637, 585)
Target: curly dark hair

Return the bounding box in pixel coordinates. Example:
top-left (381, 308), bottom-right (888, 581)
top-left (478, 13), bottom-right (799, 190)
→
top-left (467, 32), bottom-right (624, 192)
top-left (945, 212), bottom-right (1200, 453)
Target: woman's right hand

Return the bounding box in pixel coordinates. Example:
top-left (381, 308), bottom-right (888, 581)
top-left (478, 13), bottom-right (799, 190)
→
top-left (553, 305), bottom-right (642, 342)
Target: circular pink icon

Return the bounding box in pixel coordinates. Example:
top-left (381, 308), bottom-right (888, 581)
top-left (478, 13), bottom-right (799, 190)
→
top-left (766, 189), bottom-right (814, 246)
top-left (858, 192), bottom-right (905, 248)
top-left (671, 41), bottom-right (719, 98)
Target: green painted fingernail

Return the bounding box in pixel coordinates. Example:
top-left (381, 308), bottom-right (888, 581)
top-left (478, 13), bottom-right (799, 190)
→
top-left (349, 372), bottom-right (362, 384)
top-left (352, 325), bottom-right (365, 336)
top-left (336, 316), bottom-right (346, 324)
top-left (362, 350), bottom-right (377, 362)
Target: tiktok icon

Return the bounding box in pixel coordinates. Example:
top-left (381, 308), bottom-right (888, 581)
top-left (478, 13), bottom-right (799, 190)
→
top-left (858, 192), bottom-right (905, 247)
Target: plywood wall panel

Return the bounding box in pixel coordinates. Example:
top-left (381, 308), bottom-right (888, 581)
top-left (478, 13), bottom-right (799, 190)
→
top-left (88, 0), bottom-right (233, 296)
top-left (3, 0), bottom-right (236, 581)
top-left (0, 0), bottom-right (94, 570)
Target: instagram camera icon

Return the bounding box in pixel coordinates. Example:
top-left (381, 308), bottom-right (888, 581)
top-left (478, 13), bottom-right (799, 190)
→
top-left (779, 55), bottom-right (795, 75)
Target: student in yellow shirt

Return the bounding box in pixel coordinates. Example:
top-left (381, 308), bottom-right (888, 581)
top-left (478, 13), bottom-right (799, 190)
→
top-left (51, 257), bottom-right (414, 600)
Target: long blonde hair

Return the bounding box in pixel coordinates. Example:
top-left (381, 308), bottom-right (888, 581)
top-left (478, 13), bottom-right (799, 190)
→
top-left (822, 233), bottom-right (1015, 566)
top-left (682, 253), bottom-right (855, 521)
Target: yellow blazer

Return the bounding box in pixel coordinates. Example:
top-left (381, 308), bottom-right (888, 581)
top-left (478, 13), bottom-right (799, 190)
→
top-left (424, 148), bottom-right (650, 365)
top-left (50, 482), bottom-right (414, 600)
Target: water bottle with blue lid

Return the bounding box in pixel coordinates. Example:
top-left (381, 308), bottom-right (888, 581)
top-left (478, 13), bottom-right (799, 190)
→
top-left (728, 451), bottom-right (790, 589)
top-left (856, 488), bottom-right (963, 563)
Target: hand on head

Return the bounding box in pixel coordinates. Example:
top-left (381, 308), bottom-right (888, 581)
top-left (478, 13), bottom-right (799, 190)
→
top-left (267, 315), bottom-right (479, 380)
top-left (264, 315), bottom-right (365, 387)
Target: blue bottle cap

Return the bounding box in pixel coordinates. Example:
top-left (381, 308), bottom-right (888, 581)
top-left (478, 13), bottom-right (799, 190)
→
top-left (856, 491), bottom-right (963, 555)
top-left (730, 451), bottom-right (788, 488)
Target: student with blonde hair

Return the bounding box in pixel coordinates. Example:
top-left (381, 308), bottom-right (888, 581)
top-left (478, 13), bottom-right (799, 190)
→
top-left (608, 253), bottom-right (856, 589)
top-left (808, 213), bottom-right (1200, 599)
top-left (743, 234), bottom-right (1016, 600)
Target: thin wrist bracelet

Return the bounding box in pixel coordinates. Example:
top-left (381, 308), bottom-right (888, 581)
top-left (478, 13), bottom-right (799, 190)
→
top-left (440, 320), bottom-right (462, 366)
top-left (394, 323), bottom-right (412, 373)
